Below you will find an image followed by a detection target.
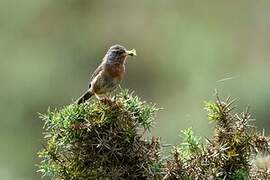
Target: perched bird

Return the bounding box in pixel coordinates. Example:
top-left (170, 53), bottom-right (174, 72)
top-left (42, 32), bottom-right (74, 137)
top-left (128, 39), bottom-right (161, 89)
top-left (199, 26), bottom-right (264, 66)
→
top-left (77, 45), bottom-right (136, 104)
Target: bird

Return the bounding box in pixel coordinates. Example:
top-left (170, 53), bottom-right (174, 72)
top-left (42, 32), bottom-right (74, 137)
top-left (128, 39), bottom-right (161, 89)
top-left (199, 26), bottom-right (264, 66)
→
top-left (76, 44), bottom-right (136, 104)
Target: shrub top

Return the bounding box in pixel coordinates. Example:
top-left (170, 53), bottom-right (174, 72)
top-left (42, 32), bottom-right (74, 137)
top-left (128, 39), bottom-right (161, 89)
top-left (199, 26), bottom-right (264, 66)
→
top-left (38, 90), bottom-right (162, 180)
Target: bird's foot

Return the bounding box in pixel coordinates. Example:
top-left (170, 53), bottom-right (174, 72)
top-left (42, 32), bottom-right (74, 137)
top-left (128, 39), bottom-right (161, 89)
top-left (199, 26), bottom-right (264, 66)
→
top-left (100, 96), bottom-right (114, 106)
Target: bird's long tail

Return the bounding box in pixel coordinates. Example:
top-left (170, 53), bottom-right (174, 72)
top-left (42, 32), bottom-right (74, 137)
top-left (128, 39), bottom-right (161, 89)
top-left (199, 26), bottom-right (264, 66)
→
top-left (77, 90), bottom-right (94, 104)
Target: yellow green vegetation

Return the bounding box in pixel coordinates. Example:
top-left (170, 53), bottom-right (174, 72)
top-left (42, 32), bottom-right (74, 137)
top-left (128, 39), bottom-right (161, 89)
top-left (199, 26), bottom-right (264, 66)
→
top-left (165, 96), bottom-right (270, 180)
top-left (38, 90), bottom-right (270, 179)
top-left (38, 89), bottom-right (162, 179)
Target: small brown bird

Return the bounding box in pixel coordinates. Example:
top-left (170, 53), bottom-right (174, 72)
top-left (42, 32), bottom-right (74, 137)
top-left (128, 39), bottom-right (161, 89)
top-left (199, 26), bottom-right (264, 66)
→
top-left (77, 45), bottom-right (136, 104)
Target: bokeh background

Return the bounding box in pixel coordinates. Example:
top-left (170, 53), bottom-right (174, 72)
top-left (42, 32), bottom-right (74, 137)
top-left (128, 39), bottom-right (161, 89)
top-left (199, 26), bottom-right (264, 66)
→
top-left (1, 0), bottom-right (270, 179)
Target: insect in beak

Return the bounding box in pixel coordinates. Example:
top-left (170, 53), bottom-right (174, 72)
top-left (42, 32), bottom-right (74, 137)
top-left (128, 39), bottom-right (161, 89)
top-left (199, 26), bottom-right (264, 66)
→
top-left (126, 49), bottom-right (137, 56)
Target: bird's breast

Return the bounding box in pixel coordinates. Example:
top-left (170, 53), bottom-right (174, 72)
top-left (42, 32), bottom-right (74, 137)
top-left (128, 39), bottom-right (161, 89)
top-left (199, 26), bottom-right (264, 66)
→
top-left (105, 63), bottom-right (125, 80)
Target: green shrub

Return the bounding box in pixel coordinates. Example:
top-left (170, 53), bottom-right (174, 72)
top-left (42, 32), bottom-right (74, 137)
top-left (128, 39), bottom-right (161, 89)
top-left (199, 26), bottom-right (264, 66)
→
top-left (164, 95), bottom-right (270, 180)
top-left (38, 90), bottom-right (270, 180)
top-left (38, 90), bottom-right (162, 179)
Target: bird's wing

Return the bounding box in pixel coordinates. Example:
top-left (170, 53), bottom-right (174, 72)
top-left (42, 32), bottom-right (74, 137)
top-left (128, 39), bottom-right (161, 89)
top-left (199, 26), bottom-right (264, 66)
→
top-left (89, 64), bottom-right (103, 88)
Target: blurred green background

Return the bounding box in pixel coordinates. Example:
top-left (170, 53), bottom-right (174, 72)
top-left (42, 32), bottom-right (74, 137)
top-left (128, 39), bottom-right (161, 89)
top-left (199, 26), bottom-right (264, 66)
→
top-left (1, 0), bottom-right (270, 179)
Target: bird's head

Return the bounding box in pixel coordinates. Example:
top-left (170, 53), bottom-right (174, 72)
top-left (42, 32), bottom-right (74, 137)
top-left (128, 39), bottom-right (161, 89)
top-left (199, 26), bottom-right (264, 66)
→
top-left (105, 44), bottom-right (136, 64)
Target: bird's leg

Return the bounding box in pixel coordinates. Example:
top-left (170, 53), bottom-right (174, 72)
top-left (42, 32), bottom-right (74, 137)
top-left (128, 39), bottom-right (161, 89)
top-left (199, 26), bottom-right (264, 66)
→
top-left (95, 94), bottom-right (110, 104)
top-left (94, 93), bottom-right (102, 100)
top-left (104, 92), bottom-right (111, 100)
top-left (102, 94), bottom-right (110, 102)
top-left (99, 93), bottom-right (113, 105)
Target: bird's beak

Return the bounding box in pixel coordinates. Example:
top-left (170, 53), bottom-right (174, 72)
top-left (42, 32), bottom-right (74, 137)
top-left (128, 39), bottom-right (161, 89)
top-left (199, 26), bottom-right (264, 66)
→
top-left (126, 49), bottom-right (137, 56)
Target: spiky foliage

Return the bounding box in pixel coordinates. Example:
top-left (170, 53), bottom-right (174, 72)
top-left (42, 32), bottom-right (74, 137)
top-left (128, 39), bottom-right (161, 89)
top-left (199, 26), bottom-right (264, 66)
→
top-left (164, 95), bottom-right (270, 180)
top-left (38, 89), bottom-right (163, 180)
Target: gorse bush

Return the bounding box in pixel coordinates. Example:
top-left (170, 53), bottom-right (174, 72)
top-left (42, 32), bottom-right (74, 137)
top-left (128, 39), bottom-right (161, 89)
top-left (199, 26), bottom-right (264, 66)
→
top-left (38, 90), bottom-right (270, 180)
top-left (38, 89), bottom-right (162, 180)
top-left (164, 95), bottom-right (270, 180)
